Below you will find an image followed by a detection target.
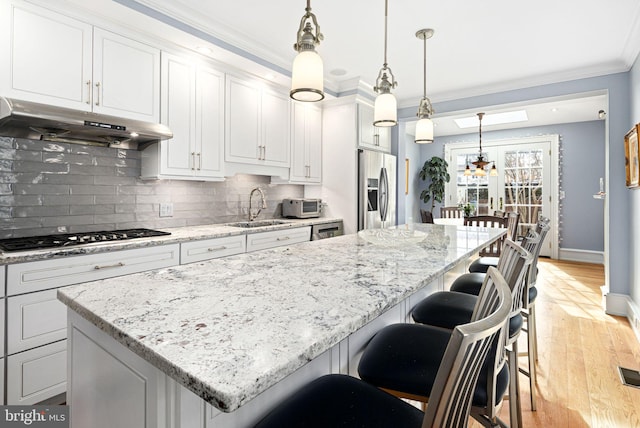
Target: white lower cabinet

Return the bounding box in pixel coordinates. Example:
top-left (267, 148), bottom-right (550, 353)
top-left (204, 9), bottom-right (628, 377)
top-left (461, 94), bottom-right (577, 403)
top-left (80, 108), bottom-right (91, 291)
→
top-left (7, 289), bottom-right (67, 354)
top-left (3, 244), bottom-right (180, 404)
top-left (180, 235), bottom-right (246, 264)
top-left (245, 227), bottom-right (311, 253)
top-left (7, 340), bottom-right (67, 405)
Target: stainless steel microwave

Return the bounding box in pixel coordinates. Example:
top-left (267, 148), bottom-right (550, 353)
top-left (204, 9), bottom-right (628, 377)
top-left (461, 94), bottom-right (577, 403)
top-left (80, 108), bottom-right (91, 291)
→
top-left (282, 198), bottom-right (322, 218)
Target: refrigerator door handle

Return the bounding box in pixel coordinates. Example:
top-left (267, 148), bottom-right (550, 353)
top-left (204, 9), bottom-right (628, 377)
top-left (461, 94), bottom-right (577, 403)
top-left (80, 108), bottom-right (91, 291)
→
top-left (379, 167), bottom-right (389, 223)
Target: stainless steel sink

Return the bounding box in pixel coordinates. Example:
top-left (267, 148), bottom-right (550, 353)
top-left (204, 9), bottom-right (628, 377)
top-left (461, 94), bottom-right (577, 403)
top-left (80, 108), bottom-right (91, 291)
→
top-left (226, 220), bottom-right (291, 228)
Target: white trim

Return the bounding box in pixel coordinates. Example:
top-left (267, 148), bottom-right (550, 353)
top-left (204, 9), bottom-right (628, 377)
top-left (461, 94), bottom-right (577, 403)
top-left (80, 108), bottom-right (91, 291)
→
top-left (444, 134), bottom-right (560, 259)
top-left (600, 290), bottom-right (640, 346)
top-left (625, 297), bottom-right (640, 344)
top-left (558, 248), bottom-right (604, 264)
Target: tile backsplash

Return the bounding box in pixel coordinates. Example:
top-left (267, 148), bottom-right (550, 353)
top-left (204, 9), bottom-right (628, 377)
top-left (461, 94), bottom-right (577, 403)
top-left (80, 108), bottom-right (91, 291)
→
top-left (0, 137), bottom-right (303, 238)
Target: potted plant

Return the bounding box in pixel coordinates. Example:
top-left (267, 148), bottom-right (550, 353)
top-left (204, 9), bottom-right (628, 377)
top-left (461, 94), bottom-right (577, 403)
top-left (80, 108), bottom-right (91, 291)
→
top-left (419, 156), bottom-right (450, 212)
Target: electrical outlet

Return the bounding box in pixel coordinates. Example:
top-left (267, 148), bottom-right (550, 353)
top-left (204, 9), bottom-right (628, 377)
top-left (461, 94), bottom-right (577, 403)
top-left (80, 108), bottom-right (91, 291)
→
top-left (159, 203), bottom-right (174, 217)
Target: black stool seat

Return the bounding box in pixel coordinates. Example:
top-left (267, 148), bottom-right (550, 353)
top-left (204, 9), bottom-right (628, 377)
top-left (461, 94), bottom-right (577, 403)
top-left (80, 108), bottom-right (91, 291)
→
top-left (528, 285), bottom-right (538, 303)
top-left (450, 272), bottom-right (486, 295)
top-left (412, 292), bottom-right (523, 339)
top-left (254, 374), bottom-right (424, 428)
top-left (357, 323), bottom-right (509, 407)
top-left (469, 256), bottom-right (499, 273)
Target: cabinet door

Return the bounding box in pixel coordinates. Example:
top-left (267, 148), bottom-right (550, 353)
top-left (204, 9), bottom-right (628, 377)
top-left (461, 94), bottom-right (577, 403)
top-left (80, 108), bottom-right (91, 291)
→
top-left (306, 105), bottom-right (323, 182)
top-left (245, 227), bottom-right (311, 252)
top-left (160, 52), bottom-right (196, 177)
top-left (376, 126), bottom-right (391, 152)
top-left (3, 3), bottom-right (92, 110)
top-left (225, 76), bottom-right (260, 164)
top-left (290, 102), bottom-right (308, 181)
top-left (7, 289), bottom-right (67, 355)
top-left (92, 28), bottom-right (160, 122)
top-left (358, 103), bottom-right (376, 149)
top-left (7, 340), bottom-right (67, 405)
top-left (196, 66), bottom-right (225, 178)
top-left (291, 103), bottom-right (321, 183)
top-left (261, 89), bottom-right (290, 166)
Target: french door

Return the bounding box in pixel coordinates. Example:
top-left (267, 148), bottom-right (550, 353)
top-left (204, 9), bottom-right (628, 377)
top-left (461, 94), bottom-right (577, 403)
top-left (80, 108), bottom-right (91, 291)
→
top-left (444, 135), bottom-right (558, 258)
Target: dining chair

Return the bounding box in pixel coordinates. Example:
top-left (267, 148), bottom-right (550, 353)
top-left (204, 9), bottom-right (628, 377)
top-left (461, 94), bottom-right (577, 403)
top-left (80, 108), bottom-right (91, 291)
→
top-left (420, 208), bottom-right (434, 224)
top-left (465, 215), bottom-right (508, 258)
top-left (468, 213), bottom-right (519, 273)
top-left (441, 206), bottom-right (463, 219)
top-left (254, 267), bottom-right (510, 428)
top-left (354, 267), bottom-right (511, 428)
top-left (410, 237), bottom-right (534, 428)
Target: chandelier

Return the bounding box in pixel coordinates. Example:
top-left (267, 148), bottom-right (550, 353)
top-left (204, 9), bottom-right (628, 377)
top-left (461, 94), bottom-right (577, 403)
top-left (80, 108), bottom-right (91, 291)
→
top-left (464, 113), bottom-right (498, 177)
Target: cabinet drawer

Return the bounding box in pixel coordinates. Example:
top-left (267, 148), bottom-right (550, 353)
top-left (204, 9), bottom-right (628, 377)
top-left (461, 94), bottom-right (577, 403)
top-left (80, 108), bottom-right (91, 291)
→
top-left (180, 235), bottom-right (246, 264)
top-left (7, 244), bottom-right (180, 296)
top-left (7, 340), bottom-right (67, 405)
top-left (245, 227), bottom-right (311, 252)
top-left (8, 289), bottom-right (67, 354)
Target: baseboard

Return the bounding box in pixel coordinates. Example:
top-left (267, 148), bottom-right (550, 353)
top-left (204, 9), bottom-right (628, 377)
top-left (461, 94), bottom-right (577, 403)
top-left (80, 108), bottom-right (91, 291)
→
top-left (558, 248), bottom-right (604, 264)
top-left (603, 291), bottom-right (640, 345)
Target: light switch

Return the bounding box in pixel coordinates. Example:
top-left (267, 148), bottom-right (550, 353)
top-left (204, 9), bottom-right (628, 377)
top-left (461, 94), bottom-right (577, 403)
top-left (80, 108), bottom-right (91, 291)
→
top-left (159, 203), bottom-right (173, 217)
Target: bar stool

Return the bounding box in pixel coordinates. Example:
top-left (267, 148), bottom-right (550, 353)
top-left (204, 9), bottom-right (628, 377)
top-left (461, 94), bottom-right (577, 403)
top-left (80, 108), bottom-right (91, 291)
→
top-left (410, 237), bottom-right (534, 428)
top-left (254, 268), bottom-right (512, 428)
top-left (356, 268), bottom-right (513, 428)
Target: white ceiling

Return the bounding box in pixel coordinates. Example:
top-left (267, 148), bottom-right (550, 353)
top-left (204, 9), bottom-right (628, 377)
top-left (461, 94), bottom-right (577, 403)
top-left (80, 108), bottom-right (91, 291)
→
top-left (68, 0), bottom-right (640, 135)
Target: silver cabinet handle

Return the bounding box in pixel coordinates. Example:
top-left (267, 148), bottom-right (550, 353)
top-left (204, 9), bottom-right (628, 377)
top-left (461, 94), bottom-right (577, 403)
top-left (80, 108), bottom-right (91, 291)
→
top-left (191, 152), bottom-right (196, 170)
top-left (207, 246), bottom-right (227, 252)
top-left (262, 145), bottom-right (266, 160)
top-left (276, 236), bottom-right (290, 241)
top-left (85, 80), bottom-right (91, 104)
top-left (197, 152), bottom-right (202, 170)
top-left (94, 262), bottom-right (125, 270)
top-left (95, 82), bottom-right (101, 106)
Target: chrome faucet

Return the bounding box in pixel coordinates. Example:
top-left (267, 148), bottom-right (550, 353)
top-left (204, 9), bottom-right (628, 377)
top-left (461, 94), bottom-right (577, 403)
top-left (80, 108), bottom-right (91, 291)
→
top-left (249, 187), bottom-right (267, 221)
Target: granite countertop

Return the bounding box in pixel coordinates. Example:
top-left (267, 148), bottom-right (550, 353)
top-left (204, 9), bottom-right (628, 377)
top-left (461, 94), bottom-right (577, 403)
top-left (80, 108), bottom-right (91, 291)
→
top-left (57, 223), bottom-right (505, 412)
top-left (0, 217), bottom-right (341, 264)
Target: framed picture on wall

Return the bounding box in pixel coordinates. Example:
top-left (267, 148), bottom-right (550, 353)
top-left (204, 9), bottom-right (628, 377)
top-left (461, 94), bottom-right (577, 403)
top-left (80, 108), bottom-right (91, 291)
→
top-left (625, 124), bottom-right (640, 188)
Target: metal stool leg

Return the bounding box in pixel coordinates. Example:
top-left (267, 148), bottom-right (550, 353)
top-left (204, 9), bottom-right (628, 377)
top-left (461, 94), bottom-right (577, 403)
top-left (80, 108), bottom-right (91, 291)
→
top-left (507, 341), bottom-right (522, 428)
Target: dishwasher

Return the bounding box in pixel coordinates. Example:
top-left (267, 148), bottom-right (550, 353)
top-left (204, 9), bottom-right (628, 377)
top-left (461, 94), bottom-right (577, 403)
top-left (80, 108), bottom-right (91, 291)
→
top-left (311, 221), bottom-right (344, 240)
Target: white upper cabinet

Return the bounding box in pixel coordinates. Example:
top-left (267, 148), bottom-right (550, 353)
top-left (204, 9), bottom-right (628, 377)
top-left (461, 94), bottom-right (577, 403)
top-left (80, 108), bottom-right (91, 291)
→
top-left (141, 52), bottom-right (224, 180)
top-left (1, 2), bottom-right (160, 122)
top-left (290, 102), bottom-right (322, 184)
top-left (357, 103), bottom-right (390, 153)
top-left (225, 74), bottom-right (290, 167)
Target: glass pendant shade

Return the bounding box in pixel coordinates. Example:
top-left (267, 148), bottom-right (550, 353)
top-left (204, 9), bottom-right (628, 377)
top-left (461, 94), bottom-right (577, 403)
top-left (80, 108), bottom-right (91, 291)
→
top-left (414, 117), bottom-right (434, 143)
top-left (464, 165), bottom-right (471, 176)
top-left (490, 164), bottom-right (498, 176)
top-left (374, 92), bottom-right (397, 127)
top-left (290, 50), bottom-right (324, 102)
top-left (475, 166), bottom-right (486, 177)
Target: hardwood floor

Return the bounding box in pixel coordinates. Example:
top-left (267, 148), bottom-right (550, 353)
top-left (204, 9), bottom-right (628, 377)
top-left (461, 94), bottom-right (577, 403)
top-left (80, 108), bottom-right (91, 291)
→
top-left (484, 259), bottom-right (640, 427)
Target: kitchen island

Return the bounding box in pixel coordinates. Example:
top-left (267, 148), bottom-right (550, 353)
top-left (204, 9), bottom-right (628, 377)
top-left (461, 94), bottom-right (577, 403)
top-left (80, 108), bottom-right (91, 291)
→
top-left (58, 223), bottom-right (504, 428)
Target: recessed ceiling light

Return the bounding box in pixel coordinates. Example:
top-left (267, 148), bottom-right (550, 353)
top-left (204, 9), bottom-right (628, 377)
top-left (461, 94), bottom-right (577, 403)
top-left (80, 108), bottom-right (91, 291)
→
top-left (454, 110), bottom-right (528, 128)
top-left (264, 73), bottom-right (276, 80)
top-left (551, 107), bottom-right (559, 112)
top-left (330, 68), bottom-right (347, 76)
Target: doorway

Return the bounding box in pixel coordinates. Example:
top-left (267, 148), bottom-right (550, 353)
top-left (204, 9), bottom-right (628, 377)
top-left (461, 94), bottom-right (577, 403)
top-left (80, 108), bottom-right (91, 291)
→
top-left (444, 135), bottom-right (559, 258)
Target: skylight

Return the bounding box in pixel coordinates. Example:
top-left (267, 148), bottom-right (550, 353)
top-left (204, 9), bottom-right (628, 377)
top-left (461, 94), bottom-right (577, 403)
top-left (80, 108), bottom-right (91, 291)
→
top-left (454, 110), bottom-right (528, 128)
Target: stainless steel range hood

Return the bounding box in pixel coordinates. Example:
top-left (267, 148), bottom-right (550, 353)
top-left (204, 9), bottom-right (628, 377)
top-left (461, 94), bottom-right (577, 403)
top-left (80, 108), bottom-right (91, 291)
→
top-left (0, 97), bottom-right (172, 149)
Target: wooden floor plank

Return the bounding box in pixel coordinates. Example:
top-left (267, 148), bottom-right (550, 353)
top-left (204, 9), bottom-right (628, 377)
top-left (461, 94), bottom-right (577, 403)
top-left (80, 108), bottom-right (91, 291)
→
top-left (470, 259), bottom-right (640, 427)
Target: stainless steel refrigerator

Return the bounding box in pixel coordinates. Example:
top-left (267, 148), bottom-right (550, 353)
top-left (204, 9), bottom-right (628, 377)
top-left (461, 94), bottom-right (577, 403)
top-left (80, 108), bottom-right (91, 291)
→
top-left (358, 149), bottom-right (396, 230)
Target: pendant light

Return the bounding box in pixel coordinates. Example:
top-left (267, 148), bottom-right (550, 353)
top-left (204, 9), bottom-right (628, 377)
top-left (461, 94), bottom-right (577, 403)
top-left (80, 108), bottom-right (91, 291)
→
top-left (373, 0), bottom-right (398, 127)
top-left (414, 28), bottom-right (435, 143)
top-left (466, 112), bottom-right (498, 177)
top-left (290, 0), bottom-right (324, 102)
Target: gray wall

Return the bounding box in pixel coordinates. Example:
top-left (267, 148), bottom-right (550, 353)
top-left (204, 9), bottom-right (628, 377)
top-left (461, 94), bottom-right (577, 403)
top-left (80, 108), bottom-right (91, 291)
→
top-left (0, 137), bottom-right (303, 238)
top-left (422, 121), bottom-right (606, 252)
top-left (630, 53), bottom-right (640, 307)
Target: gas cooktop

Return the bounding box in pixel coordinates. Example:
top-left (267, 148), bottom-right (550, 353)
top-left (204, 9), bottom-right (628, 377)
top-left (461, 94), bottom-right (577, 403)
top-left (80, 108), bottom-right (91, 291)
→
top-left (0, 228), bottom-right (171, 252)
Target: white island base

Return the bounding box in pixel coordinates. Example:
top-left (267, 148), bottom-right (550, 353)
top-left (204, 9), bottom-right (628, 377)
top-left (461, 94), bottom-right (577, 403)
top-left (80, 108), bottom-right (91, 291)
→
top-left (67, 278), bottom-right (443, 428)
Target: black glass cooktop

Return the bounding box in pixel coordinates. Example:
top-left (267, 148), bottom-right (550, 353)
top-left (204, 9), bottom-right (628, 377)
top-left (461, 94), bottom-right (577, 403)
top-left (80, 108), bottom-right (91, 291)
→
top-left (0, 228), bottom-right (171, 252)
